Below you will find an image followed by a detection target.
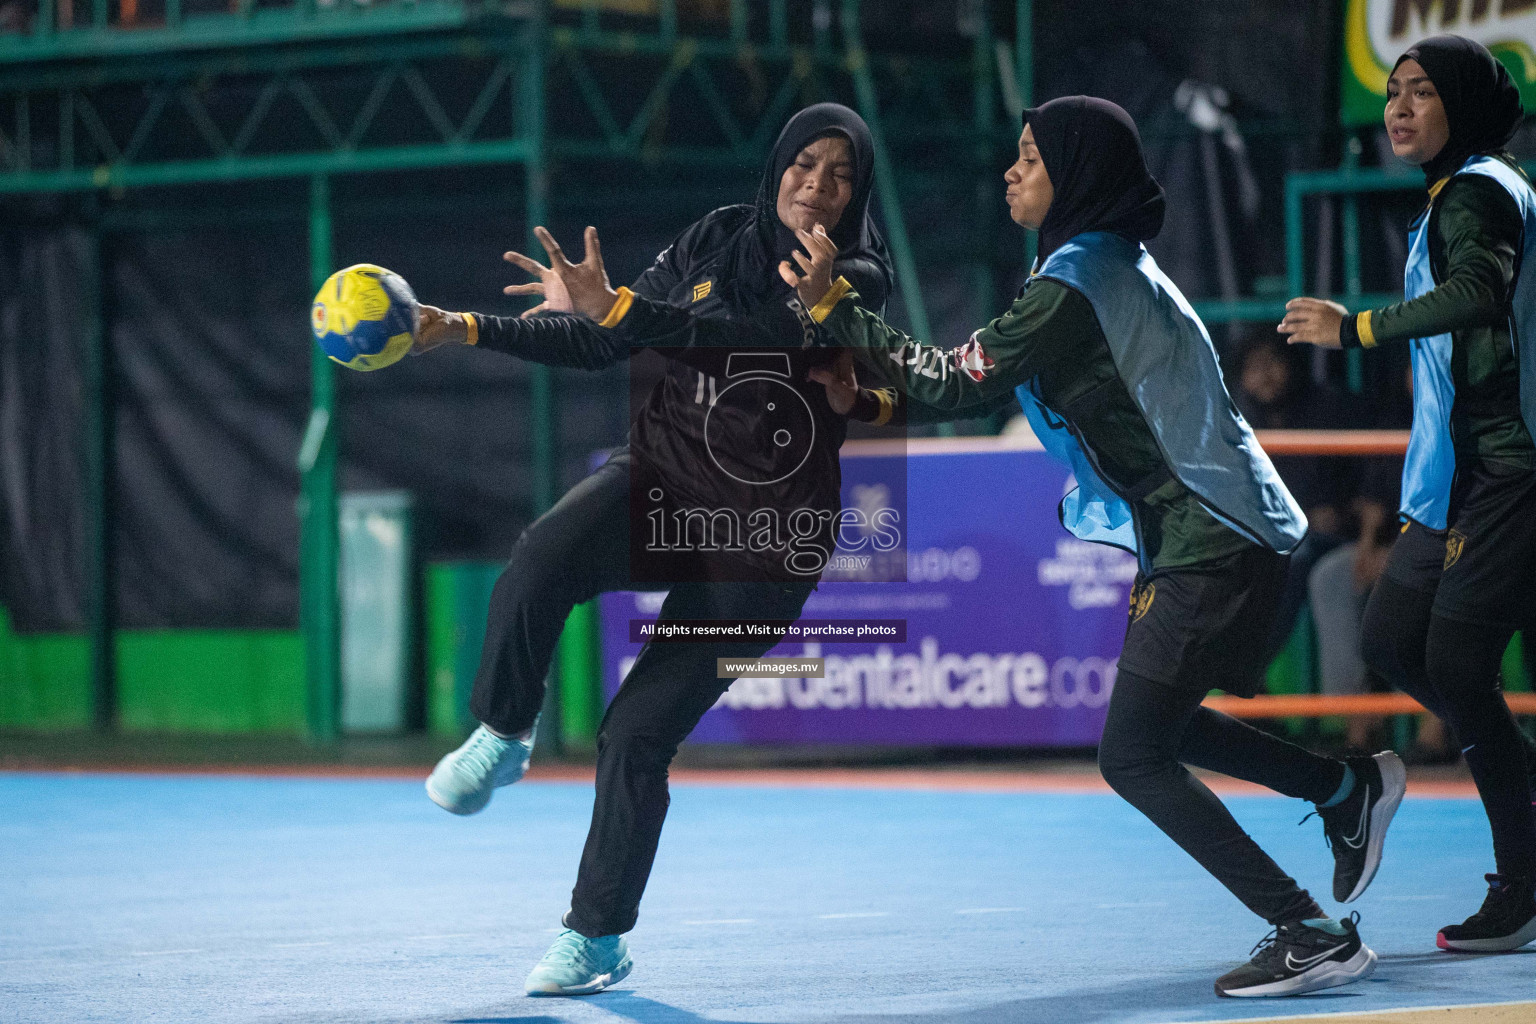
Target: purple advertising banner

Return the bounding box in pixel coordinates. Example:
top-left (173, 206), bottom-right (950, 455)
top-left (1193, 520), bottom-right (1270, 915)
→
top-left (598, 438), bottom-right (1138, 747)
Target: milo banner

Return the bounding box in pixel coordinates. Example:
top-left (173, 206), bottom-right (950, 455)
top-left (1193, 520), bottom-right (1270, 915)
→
top-left (597, 441), bottom-right (1137, 747)
top-left (1342, 0), bottom-right (1536, 124)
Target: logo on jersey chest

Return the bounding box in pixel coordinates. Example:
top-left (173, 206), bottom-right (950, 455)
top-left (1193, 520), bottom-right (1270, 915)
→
top-left (693, 280), bottom-right (713, 303)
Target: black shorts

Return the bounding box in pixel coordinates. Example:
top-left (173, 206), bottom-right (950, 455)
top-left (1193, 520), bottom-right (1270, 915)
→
top-left (1384, 458), bottom-right (1536, 629)
top-left (1118, 544), bottom-right (1289, 698)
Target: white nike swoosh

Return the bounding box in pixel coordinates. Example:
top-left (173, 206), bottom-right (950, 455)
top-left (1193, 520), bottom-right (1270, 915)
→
top-left (1340, 788), bottom-right (1370, 849)
top-left (1285, 943), bottom-right (1347, 971)
top-left (1462, 744), bottom-right (1477, 753)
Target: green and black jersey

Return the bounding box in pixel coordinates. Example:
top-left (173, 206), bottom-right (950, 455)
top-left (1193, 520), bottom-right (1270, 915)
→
top-left (1341, 169), bottom-right (1535, 469)
top-left (814, 276), bottom-right (1253, 571)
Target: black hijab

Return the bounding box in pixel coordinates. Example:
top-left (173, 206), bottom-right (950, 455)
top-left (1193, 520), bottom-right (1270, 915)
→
top-left (1394, 35), bottom-right (1524, 186)
top-left (721, 102), bottom-right (891, 310)
top-left (1022, 96), bottom-right (1166, 260)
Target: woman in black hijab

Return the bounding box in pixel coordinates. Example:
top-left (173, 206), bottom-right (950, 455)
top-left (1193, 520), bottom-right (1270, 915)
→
top-left (1023, 95), bottom-right (1166, 261)
top-left (764, 94), bottom-right (1390, 998)
top-left (1284, 36), bottom-right (1536, 953)
top-left (409, 104), bottom-right (896, 996)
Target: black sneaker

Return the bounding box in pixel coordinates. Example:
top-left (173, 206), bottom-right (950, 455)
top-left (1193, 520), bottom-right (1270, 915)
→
top-left (1215, 913), bottom-right (1376, 997)
top-left (1437, 874), bottom-right (1536, 952)
top-left (1309, 751), bottom-right (1406, 903)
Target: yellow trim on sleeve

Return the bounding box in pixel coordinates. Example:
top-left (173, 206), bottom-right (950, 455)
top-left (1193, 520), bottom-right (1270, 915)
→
top-left (808, 276), bottom-right (853, 324)
top-left (1427, 176), bottom-right (1451, 202)
top-left (462, 312), bottom-right (479, 346)
top-left (871, 388), bottom-right (894, 427)
top-left (1356, 310), bottom-right (1376, 349)
top-left (598, 286), bottom-right (635, 328)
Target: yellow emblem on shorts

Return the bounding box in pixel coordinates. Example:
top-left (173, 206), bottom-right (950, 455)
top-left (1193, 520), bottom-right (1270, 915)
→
top-left (1444, 530), bottom-right (1466, 570)
top-left (1130, 582), bottom-right (1156, 622)
top-left (693, 281), bottom-right (712, 302)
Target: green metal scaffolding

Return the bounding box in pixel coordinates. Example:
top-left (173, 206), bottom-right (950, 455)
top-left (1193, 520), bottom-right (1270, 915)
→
top-left (1, 0), bottom-right (1032, 740)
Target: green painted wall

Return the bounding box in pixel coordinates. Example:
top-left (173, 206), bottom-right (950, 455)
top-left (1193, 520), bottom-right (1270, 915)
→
top-left (1, 607), bottom-right (305, 734)
top-left (0, 608), bottom-right (92, 730)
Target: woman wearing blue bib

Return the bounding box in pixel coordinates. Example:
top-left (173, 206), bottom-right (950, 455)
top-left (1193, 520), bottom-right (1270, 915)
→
top-left (1283, 35), bottom-right (1536, 952)
top-left (765, 96), bottom-right (1395, 999)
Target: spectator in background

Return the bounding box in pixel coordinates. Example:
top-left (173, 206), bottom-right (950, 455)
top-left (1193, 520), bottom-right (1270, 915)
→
top-left (1232, 333), bottom-right (1356, 663)
top-left (1308, 365), bottom-right (1450, 757)
top-left (0, 0), bottom-right (34, 33)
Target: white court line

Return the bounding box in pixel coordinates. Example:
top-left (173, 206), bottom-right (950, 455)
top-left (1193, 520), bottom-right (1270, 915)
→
top-left (954, 907), bottom-right (1026, 915)
top-left (403, 933), bottom-right (476, 940)
top-left (270, 941), bottom-right (330, 948)
top-left (1152, 998), bottom-right (1536, 1024)
top-left (816, 912), bottom-right (890, 920)
top-left (130, 949), bottom-right (202, 957)
top-left (1095, 901), bottom-right (1167, 909)
top-left (682, 919), bottom-right (755, 926)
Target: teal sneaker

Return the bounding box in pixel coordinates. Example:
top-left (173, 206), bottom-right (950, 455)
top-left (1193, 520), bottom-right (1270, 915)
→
top-left (524, 929), bottom-right (633, 996)
top-left (424, 722), bottom-right (534, 816)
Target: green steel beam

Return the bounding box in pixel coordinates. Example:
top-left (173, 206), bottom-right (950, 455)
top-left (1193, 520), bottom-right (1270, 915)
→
top-left (1015, 0), bottom-right (1032, 107)
top-left (839, 0), bottom-right (931, 347)
top-left (82, 223), bottom-right (115, 733)
top-left (0, 30), bottom-right (515, 92)
top-left (0, 139), bottom-right (535, 195)
top-left (1016, 0), bottom-right (1035, 271)
top-left (1341, 136), bottom-right (1363, 393)
top-left (300, 172), bottom-right (340, 743)
top-left (524, 2), bottom-right (561, 757)
top-left (1190, 294), bottom-right (1399, 324)
top-left (0, 1), bottom-right (496, 65)
top-left (1283, 159), bottom-right (1536, 330)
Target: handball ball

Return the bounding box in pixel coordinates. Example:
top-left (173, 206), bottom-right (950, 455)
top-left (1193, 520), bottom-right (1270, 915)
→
top-left (310, 263), bottom-right (419, 371)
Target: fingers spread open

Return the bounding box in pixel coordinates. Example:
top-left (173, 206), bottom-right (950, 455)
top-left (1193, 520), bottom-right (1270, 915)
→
top-left (520, 302), bottom-right (551, 319)
top-left (533, 226), bottom-right (570, 268)
top-left (792, 249), bottom-right (815, 274)
top-left (583, 225), bottom-right (603, 267)
top-left (505, 250), bottom-right (549, 276)
top-left (503, 282), bottom-right (545, 296)
top-left (778, 260), bottom-right (800, 287)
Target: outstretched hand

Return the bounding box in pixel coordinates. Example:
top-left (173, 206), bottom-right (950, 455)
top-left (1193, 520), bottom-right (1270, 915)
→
top-left (778, 224), bottom-right (838, 310)
top-left (808, 350), bottom-right (859, 416)
top-left (502, 244), bottom-right (573, 319)
top-left (1278, 297), bottom-right (1347, 348)
top-left (505, 226), bottom-right (618, 322)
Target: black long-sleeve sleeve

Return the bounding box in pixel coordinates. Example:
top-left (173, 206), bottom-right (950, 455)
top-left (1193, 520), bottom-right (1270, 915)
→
top-left (471, 312), bottom-right (627, 369)
top-left (465, 213), bottom-right (700, 370)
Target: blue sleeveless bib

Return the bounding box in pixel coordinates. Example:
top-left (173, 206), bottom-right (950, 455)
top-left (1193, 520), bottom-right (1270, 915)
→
top-left (1018, 232), bottom-right (1307, 570)
top-left (1401, 154), bottom-right (1536, 530)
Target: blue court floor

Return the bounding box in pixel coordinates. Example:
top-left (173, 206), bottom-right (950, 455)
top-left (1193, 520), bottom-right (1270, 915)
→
top-left (1, 771), bottom-right (1531, 1024)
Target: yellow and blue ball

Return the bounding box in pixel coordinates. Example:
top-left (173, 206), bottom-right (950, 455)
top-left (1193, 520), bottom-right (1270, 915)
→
top-left (310, 263), bottom-right (419, 371)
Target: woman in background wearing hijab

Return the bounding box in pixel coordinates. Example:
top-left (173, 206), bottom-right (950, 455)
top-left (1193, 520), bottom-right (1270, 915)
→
top-left (406, 103), bottom-right (895, 996)
top-left (690, 95), bottom-right (1396, 998)
top-left (1284, 35), bottom-right (1536, 953)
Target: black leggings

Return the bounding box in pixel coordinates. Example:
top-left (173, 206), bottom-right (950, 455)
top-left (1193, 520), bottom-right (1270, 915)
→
top-left (1362, 576), bottom-right (1536, 878)
top-left (469, 451), bottom-right (815, 936)
top-left (1100, 669), bottom-right (1343, 925)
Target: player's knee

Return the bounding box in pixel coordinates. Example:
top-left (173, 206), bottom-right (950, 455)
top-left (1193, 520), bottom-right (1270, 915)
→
top-left (596, 723), bottom-right (680, 773)
top-left (1097, 740), bottom-right (1166, 801)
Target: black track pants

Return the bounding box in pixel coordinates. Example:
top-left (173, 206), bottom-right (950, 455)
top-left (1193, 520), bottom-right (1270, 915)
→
top-left (468, 452), bottom-right (815, 936)
top-left (1099, 669), bottom-right (1343, 925)
top-left (1362, 576), bottom-right (1536, 878)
